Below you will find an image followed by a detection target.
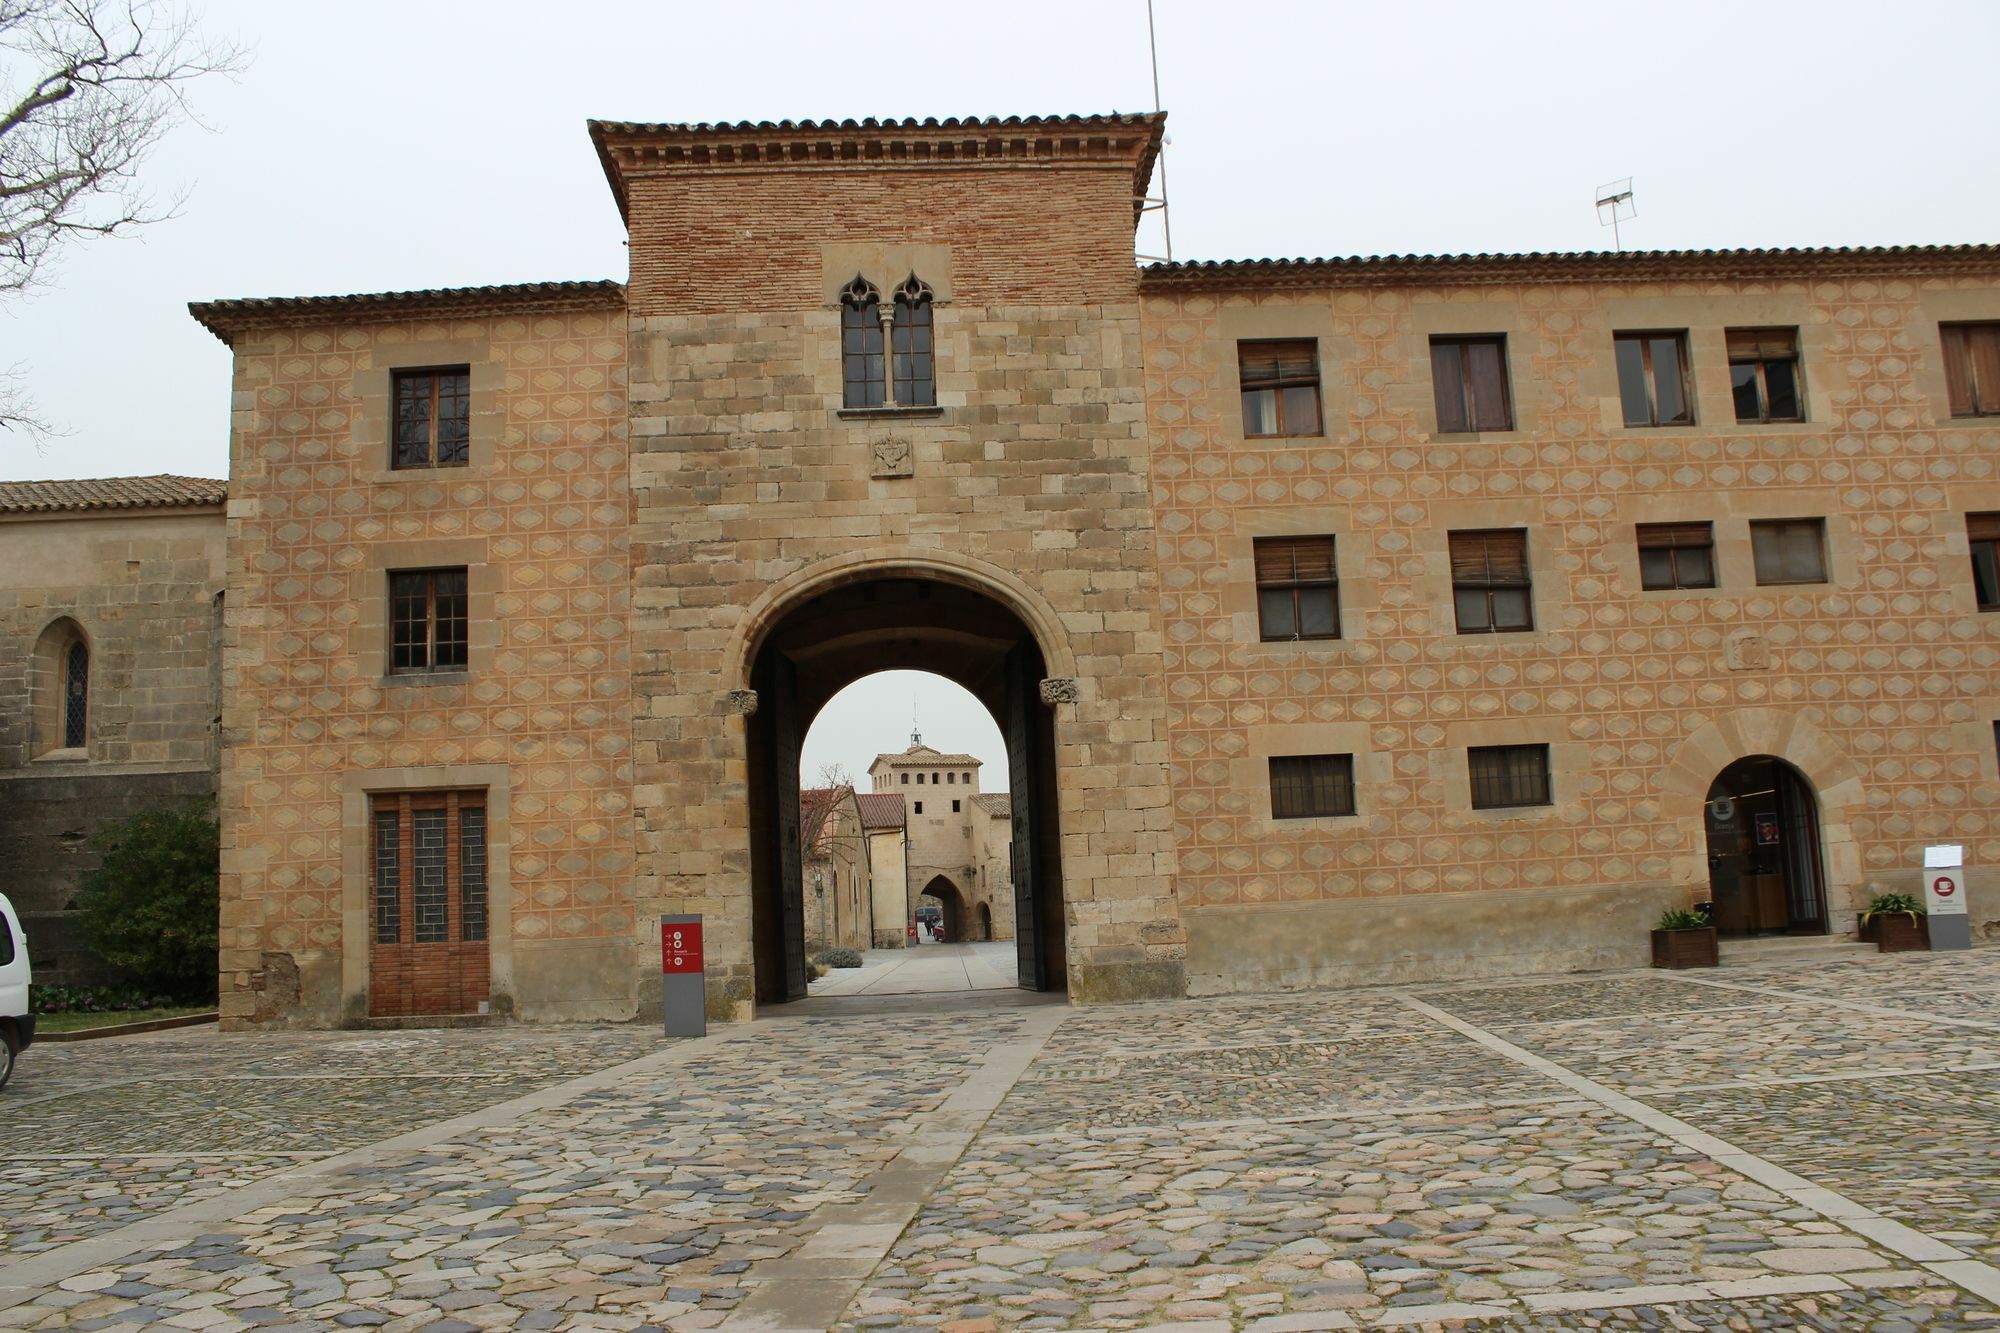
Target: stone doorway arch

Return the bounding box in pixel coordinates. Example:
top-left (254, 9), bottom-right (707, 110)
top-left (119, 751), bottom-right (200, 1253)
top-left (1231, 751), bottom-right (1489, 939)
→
top-left (742, 569), bottom-right (1072, 1005)
top-left (1702, 756), bottom-right (1828, 935)
top-left (918, 874), bottom-right (969, 943)
top-left (977, 901), bottom-right (994, 941)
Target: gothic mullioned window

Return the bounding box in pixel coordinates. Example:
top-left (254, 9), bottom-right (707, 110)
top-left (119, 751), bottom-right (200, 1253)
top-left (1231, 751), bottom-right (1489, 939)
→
top-left (841, 273), bottom-right (937, 409)
top-left (64, 640), bottom-right (89, 748)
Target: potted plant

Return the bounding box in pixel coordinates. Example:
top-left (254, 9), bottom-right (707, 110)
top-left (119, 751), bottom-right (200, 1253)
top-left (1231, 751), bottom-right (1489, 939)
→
top-left (1858, 892), bottom-right (1928, 952)
top-left (1651, 905), bottom-right (1718, 969)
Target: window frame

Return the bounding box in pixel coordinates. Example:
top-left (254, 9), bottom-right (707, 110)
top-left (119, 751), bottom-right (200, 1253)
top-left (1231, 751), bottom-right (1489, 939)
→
top-left (1749, 518), bottom-right (1829, 587)
top-left (62, 638), bottom-right (89, 749)
top-left (369, 789), bottom-right (488, 947)
top-left (1942, 322), bottom-right (2000, 419)
top-left (1969, 513), bottom-right (2000, 611)
top-left (388, 567), bottom-right (471, 675)
top-left (1636, 522), bottom-right (1717, 591)
top-left (1613, 330), bottom-right (1696, 427)
top-left (1726, 328), bottom-right (1805, 424)
top-left (1253, 535), bottom-right (1341, 642)
top-left (890, 275), bottom-right (936, 407)
top-left (1238, 339), bottom-right (1324, 439)
top-left (1468, 744), bottom-right (1552, 811)
top-left (1430, 334), bottom-right (1515, 433)
top-left (1268, 754), bottom-right (1357, 820)
top-left (390, 366), bottom-right (473, 470)
top-left (1448, 529), bottom-right (1535, 634)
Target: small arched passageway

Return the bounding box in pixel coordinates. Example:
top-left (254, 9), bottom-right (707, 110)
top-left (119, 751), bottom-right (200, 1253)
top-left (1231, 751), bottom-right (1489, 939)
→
top-left (1703, 756), bottom-right (1828, 935)
top-left (918, 875), bottom-right (969, 943)
top-left (745, 573), bottom-right (1067, 1005)
top-left (977, 901), bottom-right (994, 942)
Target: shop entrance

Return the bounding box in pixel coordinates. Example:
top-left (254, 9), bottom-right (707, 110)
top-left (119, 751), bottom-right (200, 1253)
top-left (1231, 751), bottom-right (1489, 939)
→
top-left (1703, 756), bottom-right (1827, 935)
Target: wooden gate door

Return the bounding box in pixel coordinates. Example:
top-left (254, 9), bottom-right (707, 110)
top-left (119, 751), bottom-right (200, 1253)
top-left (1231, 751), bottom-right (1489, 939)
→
top-left (368, 790), bottom-right (490, 1017)
top-left (771, 653), bottom-right (809, 1001)
top-left (1005, 644), bottom-right (1046, 991)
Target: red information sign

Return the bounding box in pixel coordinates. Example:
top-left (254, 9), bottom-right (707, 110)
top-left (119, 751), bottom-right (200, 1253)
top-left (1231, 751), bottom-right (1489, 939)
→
top-left (1934, 875), bottom-right (1957, 898)
top-left (662, 921), bottom-right (704, 974)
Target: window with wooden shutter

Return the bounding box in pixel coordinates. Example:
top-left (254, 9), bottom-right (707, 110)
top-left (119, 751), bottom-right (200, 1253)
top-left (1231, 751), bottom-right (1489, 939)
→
top-left (1969, 512), bottom-right (2000, 610)
top-left (1253, 535), bottom-right (1340, 641)
top-left (1726, 328), bottom-right (1804, 423)
top-left (1269, 754), bottom-right (1356, 819)
top-left (1469, 745), bottom-right (1551, 810)
top-left (1636, 522), bottom-right (1716, 591)
top-left (1613, 331), bottom-right (1695, 426)
top-left (1239, 340), bottom-right (1322, 438)
top-left (1750, 519), bottom-right (1827, 586)
top-left (1449, 530), bottom-right (1533, 633)
top-left (1430, 336), bottom-right (1513, 433)
top-left (391, 367), bottom-right (472, 469)
top-left (1942, 324), bottom-right (2000, 418)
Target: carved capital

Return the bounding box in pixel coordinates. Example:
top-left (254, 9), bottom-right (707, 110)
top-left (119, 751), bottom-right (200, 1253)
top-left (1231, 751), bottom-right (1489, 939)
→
top-left (722, 689), bottom-right (759, 716)
top-left (1038, 677), bottom-right (1079, 706)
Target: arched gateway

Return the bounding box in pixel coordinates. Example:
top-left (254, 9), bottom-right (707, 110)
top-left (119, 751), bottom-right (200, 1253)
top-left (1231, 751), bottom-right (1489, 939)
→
top-left (1703, 756), bottom-right (1828, 935)
top-left (744, 572), bottom-right (1070, 1004)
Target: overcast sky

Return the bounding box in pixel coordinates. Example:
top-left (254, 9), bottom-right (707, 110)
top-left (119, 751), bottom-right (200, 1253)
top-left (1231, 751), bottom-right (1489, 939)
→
top-left (5, 0), bottom-right (1995, 786)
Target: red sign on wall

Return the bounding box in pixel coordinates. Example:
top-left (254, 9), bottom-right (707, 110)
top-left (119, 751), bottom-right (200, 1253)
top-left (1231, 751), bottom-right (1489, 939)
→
top-left (662, 921), bottom-right (704, 974)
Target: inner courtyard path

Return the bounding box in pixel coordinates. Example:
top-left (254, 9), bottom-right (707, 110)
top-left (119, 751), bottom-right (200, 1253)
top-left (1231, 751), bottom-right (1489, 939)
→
top-left (2, 950), bottom-right (1998, 1331)
top-left (809, 940), bottom-right (1021, 997)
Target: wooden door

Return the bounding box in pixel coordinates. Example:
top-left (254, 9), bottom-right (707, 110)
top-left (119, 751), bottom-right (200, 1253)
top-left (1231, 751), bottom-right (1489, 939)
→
top-left (1005, 645), bottom-right (1045, 991)
top-left (368, 790), bottom-right (490, 1017)
top-left (771, 653), bottom-right (808, 1001)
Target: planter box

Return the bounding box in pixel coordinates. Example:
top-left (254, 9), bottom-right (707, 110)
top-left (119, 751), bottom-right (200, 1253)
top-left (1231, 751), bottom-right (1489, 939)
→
top-left (1858, 911), bottom-right (1929, 952)
top-left (1651, 926), bottom-right (1719, 969)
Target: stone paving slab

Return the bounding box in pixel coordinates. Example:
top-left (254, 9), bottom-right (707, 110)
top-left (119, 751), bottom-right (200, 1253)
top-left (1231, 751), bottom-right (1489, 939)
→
top-left (1417, 977), bottom-right (1734, 1028)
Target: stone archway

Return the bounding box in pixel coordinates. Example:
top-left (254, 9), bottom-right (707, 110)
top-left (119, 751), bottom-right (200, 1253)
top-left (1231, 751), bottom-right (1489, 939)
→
top-left (742, 570), bottom-right (1071, 1005)
top-left (918, 874), bottom-right (969, 943)
top-left (1663, 709), bottom-right (1864, 929)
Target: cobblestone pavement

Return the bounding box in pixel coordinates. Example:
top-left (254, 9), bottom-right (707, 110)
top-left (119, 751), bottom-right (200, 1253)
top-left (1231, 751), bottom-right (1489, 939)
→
top-left (0, 951), bottom-right (1995, 1331)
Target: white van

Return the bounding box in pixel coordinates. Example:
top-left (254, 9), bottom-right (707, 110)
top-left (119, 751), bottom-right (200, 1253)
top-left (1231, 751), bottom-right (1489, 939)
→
top-left (0, 892), bottom-right (32, 1090)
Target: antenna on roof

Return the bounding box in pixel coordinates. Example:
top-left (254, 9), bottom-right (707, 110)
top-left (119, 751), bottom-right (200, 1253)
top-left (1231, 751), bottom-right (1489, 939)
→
top-left (1595, 177), bottom-right (1636, 252)
top-left (1136, 0), bottom-right (1173, 264)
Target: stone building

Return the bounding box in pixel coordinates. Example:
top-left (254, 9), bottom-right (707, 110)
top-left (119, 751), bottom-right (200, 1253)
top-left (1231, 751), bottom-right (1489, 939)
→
top-left (189, 110), bottom-right (2000, 1028)
top-left (866, 740), bottom-right (1013, 942)
top-left (0, 477), bottom-right (227, 983)
top-left (857, 791), bottom-right (909, 948)
top-left (799, 785), bottom-right (871, 952)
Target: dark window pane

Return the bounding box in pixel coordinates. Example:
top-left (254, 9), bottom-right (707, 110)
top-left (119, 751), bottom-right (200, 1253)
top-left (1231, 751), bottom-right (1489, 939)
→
top-left (412, 808), bottom-right (449, 944)
top-left (1454, 587), bottom-right (1490, 632)
top-left (394, 374), bottom-right (433, 468)
top-left (1763, 359), bottom-right (1801, 421)
top-left (1470, 744), bottom-right (1551, 809)
top-left (842, 299), bottom-right (884, 408)
top-left (1639, 547), bottom-right (1675, 591)
top-left (1650, 336), bottom-right (1690, 423)
top-left (1752, 520), bottom-right (1826, 585)
top-left (433, 569), bottom-right (468, 670)
top-left (1731, 363), bottom-right (1762, 422)
top-left (390, 572), bottom-right (428, 670)
top-left (1490, 587), bottom-right (1533, 631)
top-left (1298, 587), bottom-right (1337, 638)
top-left (893, 296), bottom-right (935, 406)
top-left (460, 805), bottom-right (488, 942)
top-left (373, 809), bottom-right (401, 944)
top-left (1676, 545), bottom-right (1715, 589)
top-left (1258, 587), bottom-right (1297, 640)
top-left (435, 372), bottom-right (471, 465)
top-left (1973, 542), bottom-right (2000, 610)
top-left (1615, 337), bottom-right (1650, 426)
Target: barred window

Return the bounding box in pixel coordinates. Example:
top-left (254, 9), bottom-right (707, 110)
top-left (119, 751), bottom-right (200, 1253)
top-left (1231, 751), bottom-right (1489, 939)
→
top-left (1637, 522), bottom-right (1716, 591)
top-left (63, 640), bottom-right (88, 748)
top-left (389, 568), bottom-right (469, 673)
top-left (1971, 513), bottom-right (2000, 611)
top-left (392, 368), bottom-right (471, 469)
top-left (1449, 530), bottom-right (1533, 633)
top-left (1269, 754), bottom-right (1355, 819)
top-left (1431, 335), bottom-right (1513, 433)
top-left (1239, 340), bottom-right (1322, 438)
top-left (1750, 519), bottom-right (1827, 586)
top-left (1254, 536), bottom-right (1340, 641)
top-left (369, 791), bottom-right (487, 947)
top-left (1469, 745), bottom-right (1551, 810)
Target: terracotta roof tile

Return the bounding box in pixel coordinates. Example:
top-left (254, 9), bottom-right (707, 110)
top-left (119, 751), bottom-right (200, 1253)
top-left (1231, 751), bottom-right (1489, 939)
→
top-left (969, 793), bottom-right (1013, 819)
top-left (189, 279), bottom-right (625, 344)
top-left (855, 792), bottom-right (908, 829)
top-left (0, 475), bottom-right (227, 515)
top-left (1139, 244), bottom-right (2000, 291)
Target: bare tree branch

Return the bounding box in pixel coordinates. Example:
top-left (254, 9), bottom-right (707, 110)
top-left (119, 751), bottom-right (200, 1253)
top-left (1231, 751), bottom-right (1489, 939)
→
top-left (0, 0), bottom-right (243, 433)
